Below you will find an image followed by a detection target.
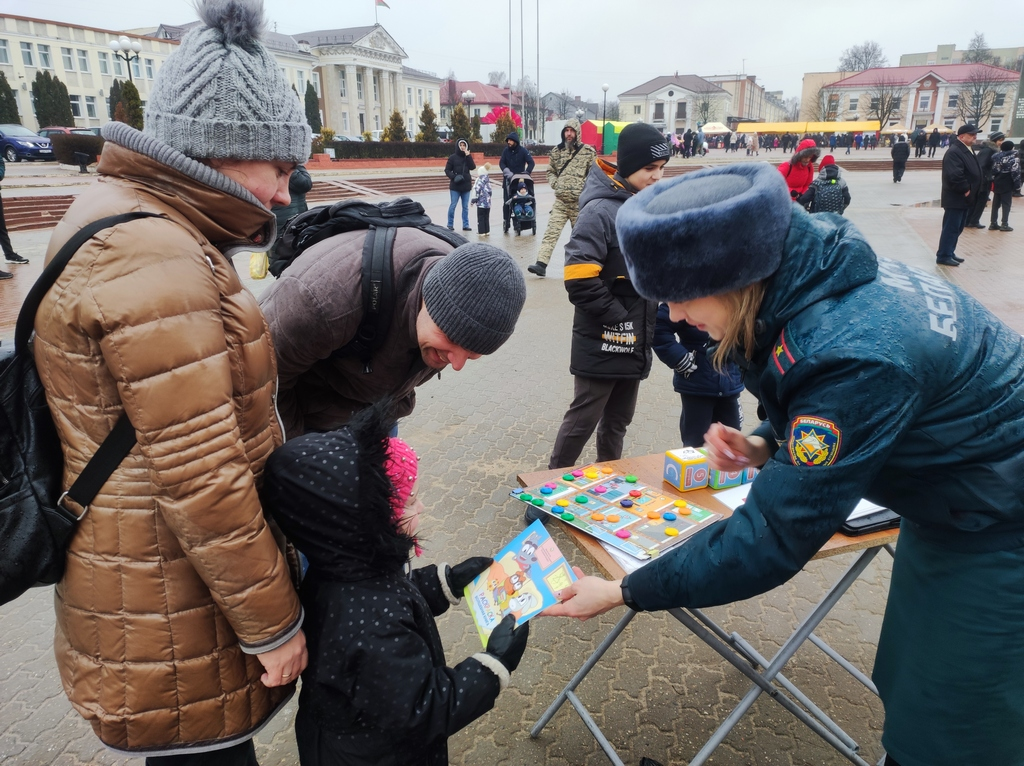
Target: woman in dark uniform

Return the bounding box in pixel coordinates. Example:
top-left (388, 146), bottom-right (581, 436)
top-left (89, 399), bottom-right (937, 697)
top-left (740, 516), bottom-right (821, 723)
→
top-left (545, 163), bottom-right (1024, 766)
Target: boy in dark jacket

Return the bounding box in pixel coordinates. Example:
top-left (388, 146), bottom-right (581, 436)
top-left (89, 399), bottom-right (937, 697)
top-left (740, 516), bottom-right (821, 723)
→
top-left (263, 404), bottom-right (529, 766)
top-left (988, 140), bottom-right (1021, 232)
top-left (799, 155), bottom-right (851, 214)
top-left (542, 123), bottom-right (669, 484)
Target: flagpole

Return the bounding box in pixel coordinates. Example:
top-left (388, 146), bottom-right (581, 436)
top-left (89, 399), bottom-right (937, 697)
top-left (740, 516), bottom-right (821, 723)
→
top-left (375, 0), bottom-right (378, 24)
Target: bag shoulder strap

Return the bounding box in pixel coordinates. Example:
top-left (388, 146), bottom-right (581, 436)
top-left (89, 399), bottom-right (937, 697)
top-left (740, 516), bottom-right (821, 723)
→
top-left (552, 144), bottom-right (584, 178)
top-left (15, 211), bottom-right (160, 518)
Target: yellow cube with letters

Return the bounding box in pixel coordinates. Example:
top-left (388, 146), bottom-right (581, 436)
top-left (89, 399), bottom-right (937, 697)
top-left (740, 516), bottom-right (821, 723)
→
top-left (663, 448), bottom-right (709, 492)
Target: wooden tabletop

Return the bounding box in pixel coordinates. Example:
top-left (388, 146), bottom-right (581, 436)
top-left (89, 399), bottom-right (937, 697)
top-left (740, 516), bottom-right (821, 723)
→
top-left (517, 454), bottom-right (898, 580)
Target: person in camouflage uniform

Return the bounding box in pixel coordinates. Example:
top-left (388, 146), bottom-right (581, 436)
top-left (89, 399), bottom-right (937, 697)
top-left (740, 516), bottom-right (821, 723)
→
top-left (528, 118), bottom-right (596, 277)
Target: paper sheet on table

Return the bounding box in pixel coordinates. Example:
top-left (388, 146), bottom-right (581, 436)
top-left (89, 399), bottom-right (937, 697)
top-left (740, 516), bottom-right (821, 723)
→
top-left (600, 541), bottom-right (651, 575)
top-left (711, 484), bottom-right (886, 520)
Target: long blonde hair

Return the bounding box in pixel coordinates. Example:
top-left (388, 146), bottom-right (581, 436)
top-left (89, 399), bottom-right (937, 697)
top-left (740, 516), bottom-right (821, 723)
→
top-left (710, 282), bottom-right (767, 372)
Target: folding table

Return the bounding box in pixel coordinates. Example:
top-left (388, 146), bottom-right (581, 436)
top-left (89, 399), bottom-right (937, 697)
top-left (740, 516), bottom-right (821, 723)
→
top-left (517, 455), bottom-right (898, 766)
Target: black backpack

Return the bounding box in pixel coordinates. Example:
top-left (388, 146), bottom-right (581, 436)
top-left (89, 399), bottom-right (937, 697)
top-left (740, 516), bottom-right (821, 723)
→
top-left (269, 197), bottom-right (466, 372)
top-left (0, 212), bottom-right (157, 605)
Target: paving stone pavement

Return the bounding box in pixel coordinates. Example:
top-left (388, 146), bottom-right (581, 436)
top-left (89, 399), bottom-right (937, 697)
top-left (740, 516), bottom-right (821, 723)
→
top-left (1, 164), bottom-right (1020, 765)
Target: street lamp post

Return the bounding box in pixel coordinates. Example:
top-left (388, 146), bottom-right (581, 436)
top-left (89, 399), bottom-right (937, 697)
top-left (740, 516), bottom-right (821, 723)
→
top-left (462, 89), bottom-right (475, 110)
top-left (601, 83), bottom-right (609, 155)
top-left (109, 36), bottom-right (142, 82)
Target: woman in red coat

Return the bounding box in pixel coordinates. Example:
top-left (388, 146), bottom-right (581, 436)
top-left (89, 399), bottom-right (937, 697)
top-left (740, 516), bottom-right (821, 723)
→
top-left (778, 138), bottom-right (820, 199)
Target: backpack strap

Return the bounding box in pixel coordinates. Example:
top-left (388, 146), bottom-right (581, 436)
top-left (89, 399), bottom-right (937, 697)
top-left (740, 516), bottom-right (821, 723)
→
top-left (15, 211), bottom-right (161, 521)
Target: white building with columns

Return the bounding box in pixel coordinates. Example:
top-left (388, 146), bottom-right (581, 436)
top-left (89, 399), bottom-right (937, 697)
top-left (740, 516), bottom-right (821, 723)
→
top-left (295, 25), bottom-right (440, 139)
top-left (618, 75), bottom-right (731, 135)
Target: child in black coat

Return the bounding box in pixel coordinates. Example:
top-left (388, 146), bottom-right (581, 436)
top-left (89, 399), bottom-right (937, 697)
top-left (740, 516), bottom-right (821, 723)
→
top-left (263, 404), bottom-right (529, 766)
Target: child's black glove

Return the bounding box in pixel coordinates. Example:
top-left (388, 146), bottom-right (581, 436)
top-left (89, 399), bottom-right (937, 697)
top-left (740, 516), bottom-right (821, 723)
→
top-left (485, 613), bottom-right (530, 672)
top-left (446, 557), bottom-right (493, 594)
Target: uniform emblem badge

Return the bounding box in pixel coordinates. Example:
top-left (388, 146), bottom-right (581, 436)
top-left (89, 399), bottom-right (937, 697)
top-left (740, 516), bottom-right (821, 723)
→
top-left (788, 416), bottom-right (842, 467)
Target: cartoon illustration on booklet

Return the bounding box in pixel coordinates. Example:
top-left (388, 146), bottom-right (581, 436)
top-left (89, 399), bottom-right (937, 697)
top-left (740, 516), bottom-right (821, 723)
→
top-left (465, 520), bottom-right (577, 645)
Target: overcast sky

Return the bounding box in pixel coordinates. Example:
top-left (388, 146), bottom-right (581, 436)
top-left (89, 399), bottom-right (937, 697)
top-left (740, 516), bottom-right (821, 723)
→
top-left (12, 0), bottom-right (1024, 104)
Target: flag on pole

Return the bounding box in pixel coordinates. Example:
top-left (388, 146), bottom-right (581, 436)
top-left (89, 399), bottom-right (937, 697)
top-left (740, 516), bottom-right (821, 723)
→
top-left (376, 0), bottom-right (390, 7)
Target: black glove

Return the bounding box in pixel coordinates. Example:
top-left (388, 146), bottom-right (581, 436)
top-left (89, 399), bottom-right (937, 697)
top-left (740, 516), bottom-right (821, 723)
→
top-left (446, 556), bottom-right (493, 595)
top-left (674, 350), bottom-right (698, 378)
top-left (485, 613), bottom-right (530, 673)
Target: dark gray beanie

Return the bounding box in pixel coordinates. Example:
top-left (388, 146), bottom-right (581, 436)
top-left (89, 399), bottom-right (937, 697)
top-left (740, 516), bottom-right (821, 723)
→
top-left (422, 243), bottom-right (527, 355)
top-left (144, 0), bottom-right (311, 162)
top-left (617, 163), bottom-right (792, 303)
top-left (616, 123), bottom-right (671, 179)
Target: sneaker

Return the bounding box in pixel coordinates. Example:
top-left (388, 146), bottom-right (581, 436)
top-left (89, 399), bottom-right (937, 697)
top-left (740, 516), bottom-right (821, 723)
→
top-left (935, 257), bottom-right (960, 267)
top-left (4, 253), bottom-right (28, 264)
top-left (989, 224), bottom-right (1001, 230)
top-left (1000, 225), bottom-right (1013, 232)
top-left (446, 225), bottom-right (454, 231)
top-left (0, 269), bottom-right (12, 280)
top-left (462, 227), bottom-right (473, 232)
top-left (527, 261), bottom-right (547, 277)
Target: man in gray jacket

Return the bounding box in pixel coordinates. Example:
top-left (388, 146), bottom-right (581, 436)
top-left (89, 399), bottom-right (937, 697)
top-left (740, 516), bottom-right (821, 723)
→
top-left (260, 238), bottom-right (526, 438)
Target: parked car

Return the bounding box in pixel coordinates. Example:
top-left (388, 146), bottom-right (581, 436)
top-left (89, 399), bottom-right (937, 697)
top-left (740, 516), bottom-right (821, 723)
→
top-left (0, 124), bottom-right (55, 161)
top-left (39, 126), bottom-right (103, 137)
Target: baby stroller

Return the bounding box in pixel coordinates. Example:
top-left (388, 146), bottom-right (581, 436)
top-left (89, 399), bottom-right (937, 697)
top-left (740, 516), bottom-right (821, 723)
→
top-left (504, 173), bottom-right (537, 236)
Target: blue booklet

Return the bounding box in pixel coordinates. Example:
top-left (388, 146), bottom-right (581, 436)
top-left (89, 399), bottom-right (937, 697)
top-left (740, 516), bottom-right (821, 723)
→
top-left (464, 520), bottom-right (577, 646)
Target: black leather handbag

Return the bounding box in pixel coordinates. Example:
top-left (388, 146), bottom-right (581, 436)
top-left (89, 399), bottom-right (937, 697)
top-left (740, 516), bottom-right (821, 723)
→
top-left (0, 212), bottom-right (157, 605)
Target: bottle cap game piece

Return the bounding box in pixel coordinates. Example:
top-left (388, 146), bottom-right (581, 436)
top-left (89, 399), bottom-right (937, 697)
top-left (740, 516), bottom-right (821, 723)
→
top-left (575, 495), bottom-right (589, 504)
top-left (594, 485), bottom-right (608, 494)
top-left (673, 499), bottom-right (687, 508)
top-left (629, 489), bottom-right (642, 498)
top-left (560, 512), bottom-right (575, 521)
top-left (591, 512), bottom-right (605, 521)
top-left (663, 512), bottom-right (677, 521)
top-left (606, 514), bottom-right (620, 523)
top-left (556, 499), bottom-right (570, 507)
top-left (572, 470), bottom-right (584, 477)
top-left (624, 475), bottom-right (638, 483)
top-left (615, 529), bottom-right (631, 539)
top-left (680, 506), bottom-right (692, 515)
top-left (601, 466), bottom-right (614, 474)
top-left (544, 482), bottom-right (558, 489)
top-left (563, 474), bottom-right (575, 481)
top-left (531, 497), bottom-right (545, 506)
top-left (647, 511), bottom-right (661, 519)
top-left (664, 527), bottom-right (679, 536)
top-left (620, 499), bottom-right (634, 508)
top-left (511, 488), bottom-right (523, 495)
top-left (520, 493), bottom-right (533, 502)
top-left (540, 486), bottom-right (553, 494)
top-left (584, 470), bottom-right (599, 479)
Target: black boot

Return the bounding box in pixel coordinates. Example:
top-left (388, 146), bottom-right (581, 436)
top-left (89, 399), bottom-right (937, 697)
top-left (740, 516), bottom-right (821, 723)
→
top-left (527, 262), bottom-right (547, 277)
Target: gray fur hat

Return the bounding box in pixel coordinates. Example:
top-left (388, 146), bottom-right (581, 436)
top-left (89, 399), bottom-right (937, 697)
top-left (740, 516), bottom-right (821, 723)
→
top-left (144, 0), bottom-right (310, 162)
top-left (422, 243), bottom-right (526, 355)
top-left (617, 163), bottom-right (793, 303)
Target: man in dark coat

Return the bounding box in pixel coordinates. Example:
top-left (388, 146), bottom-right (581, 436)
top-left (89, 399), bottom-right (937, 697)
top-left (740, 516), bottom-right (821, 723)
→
top-left (927, 128), bottom-right (941, 158)
top-left (498, 131), bottom-right (535, 233)
top-left (890, 135), bottom-right (910, 183)
top-left (936, 124), bottom-right (982, 266)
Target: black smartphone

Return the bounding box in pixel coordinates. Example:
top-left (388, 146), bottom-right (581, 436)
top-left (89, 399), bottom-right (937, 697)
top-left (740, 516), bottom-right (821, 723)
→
top-left (840, 508), bottom-right (900, 536)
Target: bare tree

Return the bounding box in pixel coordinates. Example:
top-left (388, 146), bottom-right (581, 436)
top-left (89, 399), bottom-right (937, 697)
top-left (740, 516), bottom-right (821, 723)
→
top-left (691, 84), bottom-right (721, 125)
top-left (605, 99), bottom-right (619, 121)
top-left (865, 75), bottom-right (909, 127)
top-left (954, 66), bottom-right (1008, 126)
top-left (515, 76), bottom-right (540, 140)
top-left (784, 96), bottom-right (801, 121)
top-left (550, 89), bottom-right (576, 120)
top-left (487, 70), bottom-right (509, 88)
top-left (804, 84), bottom-right (842, 121)
top-left (962, 33), bottom-right (994, 65)
top-left (838, 41), bottom-right (887, 72)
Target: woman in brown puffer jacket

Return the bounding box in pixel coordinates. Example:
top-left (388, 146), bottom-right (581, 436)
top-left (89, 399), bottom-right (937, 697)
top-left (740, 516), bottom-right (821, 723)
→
top-left (32, 1), bottom-right (310, 763)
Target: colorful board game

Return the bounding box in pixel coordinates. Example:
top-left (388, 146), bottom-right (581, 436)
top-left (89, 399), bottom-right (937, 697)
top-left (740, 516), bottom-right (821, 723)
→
top-left (465, 520), bottom-right (578, 646)
top-left (512, 464), bottom-right (723, 561)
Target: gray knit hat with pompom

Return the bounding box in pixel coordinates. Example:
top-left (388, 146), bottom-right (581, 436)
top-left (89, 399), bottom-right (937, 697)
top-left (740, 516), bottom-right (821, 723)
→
top-left (143, 0), bottom-right (310, 162)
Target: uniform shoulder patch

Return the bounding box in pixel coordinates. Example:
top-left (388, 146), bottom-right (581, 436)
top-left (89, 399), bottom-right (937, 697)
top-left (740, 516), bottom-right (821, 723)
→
top-left (771, 327), bottom-right (802, 377)
top-left (787, 416), bottom-right (842, 467)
